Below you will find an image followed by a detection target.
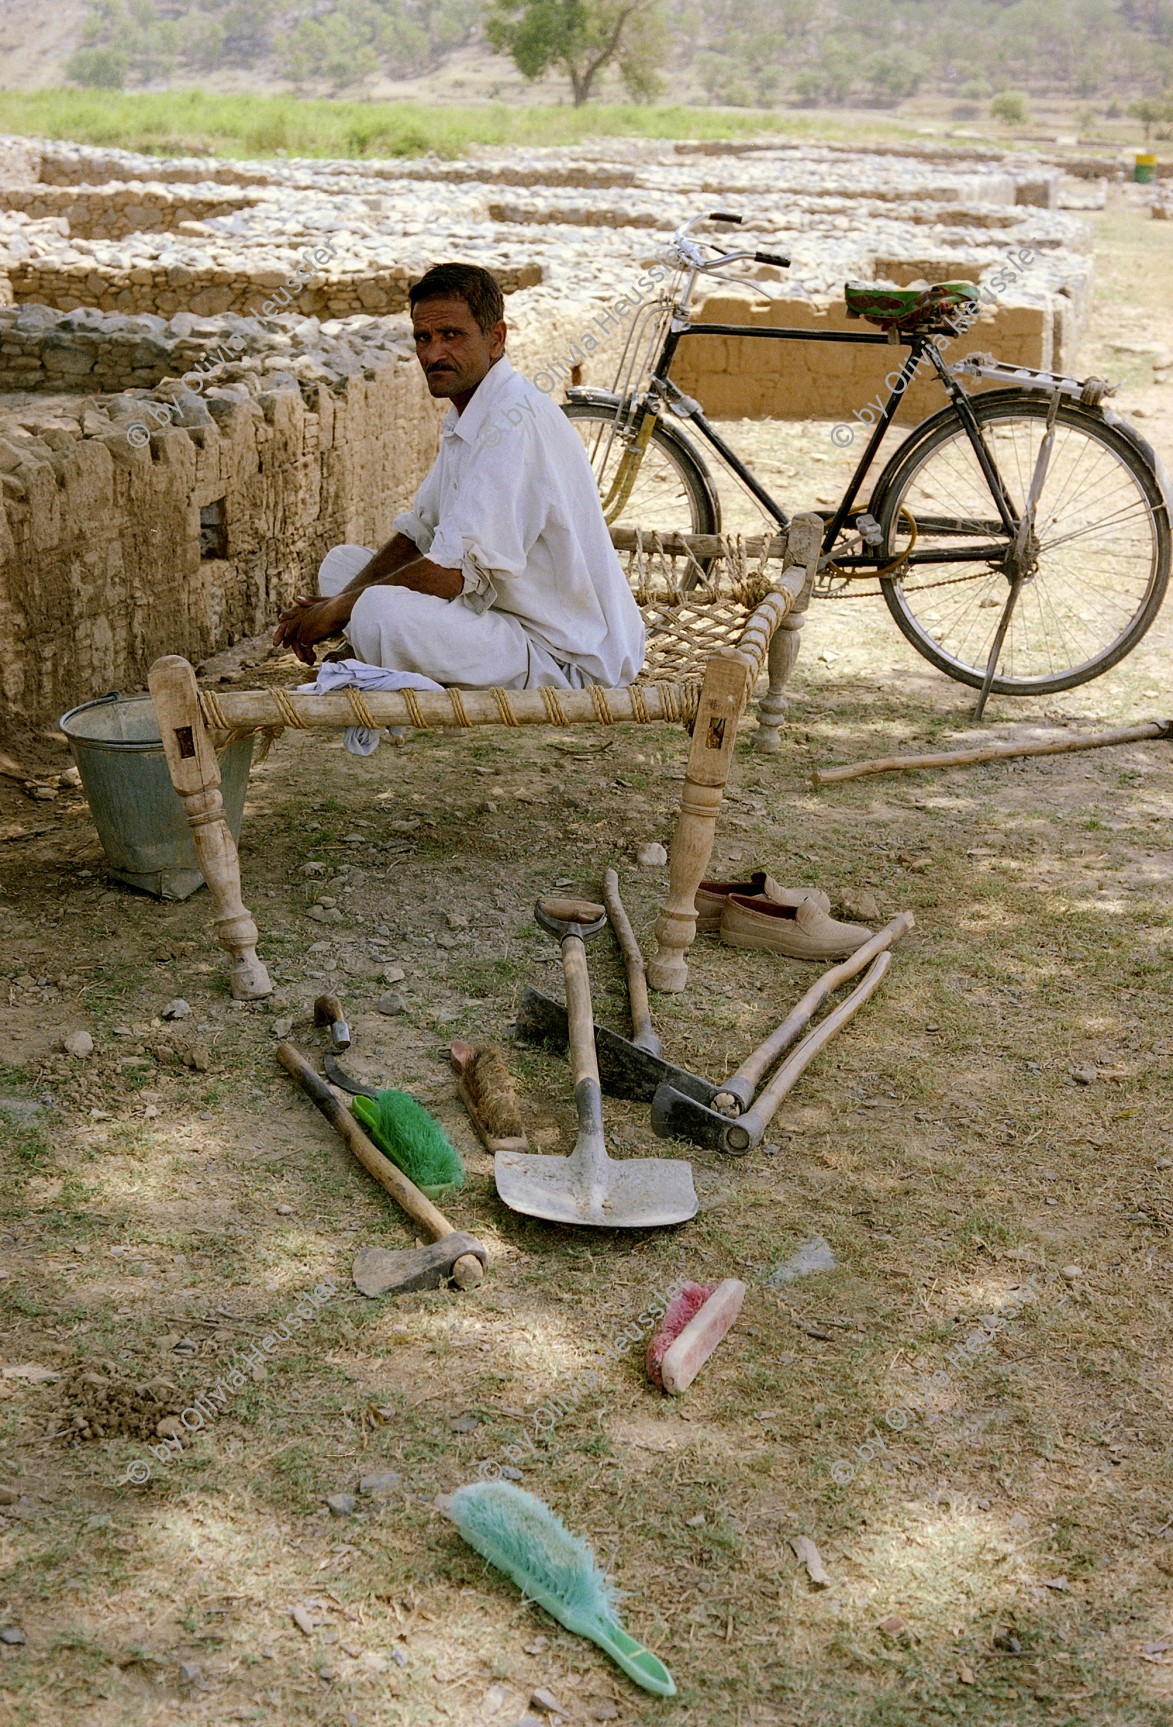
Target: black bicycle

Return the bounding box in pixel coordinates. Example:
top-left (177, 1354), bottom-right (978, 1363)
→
top-left (563, 212), bottom-right (1171, 708)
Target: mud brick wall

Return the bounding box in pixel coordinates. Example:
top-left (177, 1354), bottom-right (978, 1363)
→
top-left (0, 360), bottom-right (441, 735)
top-left (0, 307), bottom-right (224, 392)
top-left (672, 293), bottom-right (1053, 425)
top-left (0, 303), bottom-right (522, 396)
top-left (0, 138), bottom-right (40, 184)
top-left (36, 145), bottom-right (276, 190)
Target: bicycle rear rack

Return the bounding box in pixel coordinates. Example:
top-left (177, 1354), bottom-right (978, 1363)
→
top-left (949, 353), bottom-right (1115, 409)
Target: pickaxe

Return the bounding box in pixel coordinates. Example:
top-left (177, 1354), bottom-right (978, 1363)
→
top-left (517, 913), bottom-right (913, 1153)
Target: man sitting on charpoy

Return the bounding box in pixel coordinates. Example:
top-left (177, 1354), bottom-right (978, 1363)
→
top-left (273, 262), bottom-right (645, 690)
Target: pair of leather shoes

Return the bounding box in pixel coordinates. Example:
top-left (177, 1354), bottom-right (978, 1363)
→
top-left (695, 871), bottom-right (872, 960)
top-left (694, 870), bottom-right (829, 933)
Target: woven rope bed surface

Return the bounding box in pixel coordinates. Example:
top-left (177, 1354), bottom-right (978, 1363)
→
top-left (197, 530), bottom-right (799, 738)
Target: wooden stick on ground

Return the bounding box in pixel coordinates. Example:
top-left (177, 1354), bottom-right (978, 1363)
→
top-left (813, 720), bottom-right (1172, 787)
top-left (602, 866), bottom-right (661, 1058)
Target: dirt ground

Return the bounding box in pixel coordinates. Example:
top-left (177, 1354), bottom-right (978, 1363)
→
top-left (1, 187), bottom-right (1172, 1727)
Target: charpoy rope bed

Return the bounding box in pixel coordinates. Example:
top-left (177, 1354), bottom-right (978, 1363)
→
top-left (148, 514), bottom-right (820, 1002)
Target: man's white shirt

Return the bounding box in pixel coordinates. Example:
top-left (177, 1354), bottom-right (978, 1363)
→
top-left (393, 355), bottom-right (645, 686)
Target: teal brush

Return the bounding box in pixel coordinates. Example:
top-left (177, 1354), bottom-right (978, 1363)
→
top-left (443, 1480), bottom-right (675, 1698)
top-left (351, 1089), bottom-right (465, 1199)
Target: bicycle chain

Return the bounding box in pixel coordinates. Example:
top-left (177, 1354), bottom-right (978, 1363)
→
top-left (816, 566), bottom-right (995, 599)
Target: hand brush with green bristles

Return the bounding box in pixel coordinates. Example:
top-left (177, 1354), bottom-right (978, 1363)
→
top-left (441, 1480), bottom-right (676, 1698)
top-left (351, 1089), bottom-right (465, 1199)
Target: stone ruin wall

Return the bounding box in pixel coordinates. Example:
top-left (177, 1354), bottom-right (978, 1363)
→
top-left (0, 132), bottom-right (1106, 737)
top-left (1, 255), bottom-right (542, 329)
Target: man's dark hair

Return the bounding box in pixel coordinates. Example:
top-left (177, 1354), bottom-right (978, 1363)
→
top-left (408, 263), bottom-right (504, 335)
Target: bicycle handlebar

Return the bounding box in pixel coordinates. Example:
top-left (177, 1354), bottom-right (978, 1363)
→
top-left (667, 212), bottom-right (791, 277)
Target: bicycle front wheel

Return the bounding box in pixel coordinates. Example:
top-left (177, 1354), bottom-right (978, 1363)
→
top-left (873, 393), bottom-right (1170, 694)
top-left (563, 399), bottom-right (720, 541)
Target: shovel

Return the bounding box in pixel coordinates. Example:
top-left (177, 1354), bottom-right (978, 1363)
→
top-left (494, 897), bottom-right (698, 1230)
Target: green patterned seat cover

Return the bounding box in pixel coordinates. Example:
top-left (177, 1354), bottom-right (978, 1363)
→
top-left (843, 280), bottom-right (980, 330)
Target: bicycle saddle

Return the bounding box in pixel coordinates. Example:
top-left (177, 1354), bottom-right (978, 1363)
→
top-left (843, 280), bottom-right (980, 332)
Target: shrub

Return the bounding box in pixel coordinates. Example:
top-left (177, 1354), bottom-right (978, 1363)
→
top-left (991, 90), bottom-right (1029, 124)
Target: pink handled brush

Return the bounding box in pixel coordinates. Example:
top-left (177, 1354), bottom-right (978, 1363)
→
top-left (646, 1278), bottom-right (746, 1395)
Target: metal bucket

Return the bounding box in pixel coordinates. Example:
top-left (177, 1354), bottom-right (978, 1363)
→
top-left (60, 692), bottom-right (254, 901)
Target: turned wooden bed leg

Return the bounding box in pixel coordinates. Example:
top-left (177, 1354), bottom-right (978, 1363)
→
top-left (756, 516), bottom-right (819, 754)
top-left (148, 654), bottom-right (272, 1001)
top-left (755, 614), bottom-right (805, 754)
top-left (648, 655), bottom-right (748, 994)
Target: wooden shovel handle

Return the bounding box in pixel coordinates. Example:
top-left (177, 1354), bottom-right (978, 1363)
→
top-left (561, 937), bottom-right (603, 1095)
top-left (602, 867), bottom-right (662, 1058)
top-left (813, 720), bottom-right (1171, 786)
top-left (539, 896), bottom-right (606, 924)
top-left (275, 1041), bottom-right (484, 1289)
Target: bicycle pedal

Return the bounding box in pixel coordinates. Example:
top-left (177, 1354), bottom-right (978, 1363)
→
top-left (856, 513), bottom-right (883, 547)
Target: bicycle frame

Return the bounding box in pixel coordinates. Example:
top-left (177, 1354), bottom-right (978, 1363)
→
top-left (638, 313), bottom-right (1023, 571)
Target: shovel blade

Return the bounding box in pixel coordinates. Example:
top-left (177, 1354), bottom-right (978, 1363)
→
top-left (494, 1148), bottom-right (698, 1229)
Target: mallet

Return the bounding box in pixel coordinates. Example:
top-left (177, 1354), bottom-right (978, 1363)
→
top-left (314, 992), bottom-right (351, 1052)
top-left (276, 1041), bottom-right (488, 1294)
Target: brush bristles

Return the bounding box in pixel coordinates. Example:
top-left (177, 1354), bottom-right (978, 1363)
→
top-left (646, 1282), bottom-right (717, 1387)
top-left (352, 1089), bottom-right (465, 1191)
top-left (448, 1481), bottom-right (619, 1623)
top-left (463, 1044), bottom-right (525, 1140)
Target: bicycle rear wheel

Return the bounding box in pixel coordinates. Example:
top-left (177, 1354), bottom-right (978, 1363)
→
top-left (873, 393), bottom-right (1170, 694)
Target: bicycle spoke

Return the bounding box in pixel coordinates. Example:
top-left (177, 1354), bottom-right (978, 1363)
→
top-left (877, 399), bottom-right (1167, 692)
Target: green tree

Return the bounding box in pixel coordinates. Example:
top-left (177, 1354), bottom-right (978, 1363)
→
top-left (863, 48), bottom-right (928, 104)
top-left (692, 0), bottom-right (811, 105)
top-left (793, 45), bottom-right (857, 105)
top-left (278, 0), bottom-right (433, 87)
top-left (177, 12), bottom-right (228, 70)
top-left (424, 0), bottom-right (482, 52)
top-left (1128, 93), bottom-right (1173, 137)
top-left (65, 45), bottom-right (129, 86)
top-left (486, 0), bottom-right (667, 106)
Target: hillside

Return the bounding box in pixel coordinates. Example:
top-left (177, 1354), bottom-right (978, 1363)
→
top-left (0, 0), bottom-right (91, 89)
top-left (2, 0), bottom-right (1172, 110)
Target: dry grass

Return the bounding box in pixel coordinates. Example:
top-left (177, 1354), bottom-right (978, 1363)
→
top-left (1, 196), bottom-right (1172, 1727)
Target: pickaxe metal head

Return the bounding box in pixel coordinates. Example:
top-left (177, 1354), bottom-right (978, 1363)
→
top-left (651, 1081), bottom-right (757, 1155)
top-left (515, 986), bottom-right (703, 1102)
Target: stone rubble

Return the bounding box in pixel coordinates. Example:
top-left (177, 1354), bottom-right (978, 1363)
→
top-left (0, 131), bottom-right (1100, 733)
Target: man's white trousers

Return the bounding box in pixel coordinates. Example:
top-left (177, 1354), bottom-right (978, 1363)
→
top-left (318, 545), bottom-right (584, 690)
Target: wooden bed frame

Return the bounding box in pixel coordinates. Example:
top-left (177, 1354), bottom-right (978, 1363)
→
top-left (147, 515), bottom-right (820, 1001)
